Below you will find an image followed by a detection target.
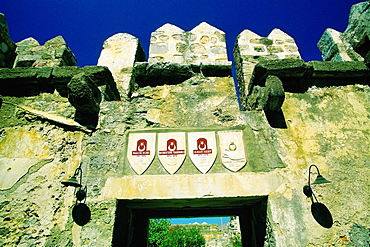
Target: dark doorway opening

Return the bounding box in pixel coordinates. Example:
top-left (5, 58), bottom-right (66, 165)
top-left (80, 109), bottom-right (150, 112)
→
top-left (112, 196), bottom-right (268, 247)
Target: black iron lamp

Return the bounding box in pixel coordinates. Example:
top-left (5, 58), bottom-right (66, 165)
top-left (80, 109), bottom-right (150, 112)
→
top-left (303, 164), bottom-right (333, 228)
top-left (303, 164), bottom-right (331, 198)
top-left (61, 167), bottom-right (87, 202)
top-left (61, 167), bottom-right (83, 187)
top-left (61, 166), bottom-right (90, 226)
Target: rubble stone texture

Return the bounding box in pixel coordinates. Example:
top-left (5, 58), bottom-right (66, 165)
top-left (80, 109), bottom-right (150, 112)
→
top-left (97, 33), bottom-right (146, 96)
top-left (317, 28), bottom-right (362, 62)
top-left (318, 1), bottom-right (370, 62)
top-left (149, 22), bottom-right (231, 66)
top-left (13, 35), bottom-right (77, 68)
top-left (0, 2), bottom-right (370, 246)
top-left (233, 28), bottom-right (301, 110)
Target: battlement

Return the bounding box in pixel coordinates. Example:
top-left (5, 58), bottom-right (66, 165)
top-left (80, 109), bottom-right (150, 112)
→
top-left (0, 1), bottom-right (370, 129)
top-left (1, 2), bottom-right (369, 99)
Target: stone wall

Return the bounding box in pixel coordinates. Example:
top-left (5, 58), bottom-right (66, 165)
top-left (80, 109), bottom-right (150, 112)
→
top-left (97, 33), bottom-right (146, 96)
top-left (0, 2), bottom-right (370, 246)
top-left (148, 22), bottom-right (231, 66)
top-left (13, 35), bottom-right (77, 68)
top-left (318, 1), bottom-right (370, 63)
top-left (233, 28), bottom-right (301, 110)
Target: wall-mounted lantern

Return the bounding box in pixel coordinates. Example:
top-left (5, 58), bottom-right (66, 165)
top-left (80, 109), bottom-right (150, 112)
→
top-left (303, 164), bottom-right (331, 198)
top-left (303, 164), bottom-right (333, 228)
top-left (61, 166), bottom-right (90, 226)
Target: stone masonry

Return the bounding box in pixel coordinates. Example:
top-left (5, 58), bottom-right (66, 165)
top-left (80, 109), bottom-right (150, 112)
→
top-left (97, 33), bottom-right (146, 96)
top-left (148, 22), bottom-right (231, 66)
top-left (13, 36), bottom-right (77, 68)
top-left (0, 2), bottom-right (370, 247)
top-left (233, 28), bottom-right (301, 110)
top-left (318, 1), bottom-right (370, 62)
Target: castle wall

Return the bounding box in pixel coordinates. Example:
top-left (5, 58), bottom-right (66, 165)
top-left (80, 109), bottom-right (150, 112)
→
top-left (0, 2), bottom-right (370, 246)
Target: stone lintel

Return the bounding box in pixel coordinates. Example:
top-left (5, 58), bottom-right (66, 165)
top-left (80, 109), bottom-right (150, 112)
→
top-left (133, 62), bottom-right (232, 87)
top-left (245, 60), bottom-right (370, 110)
top-left (251, 59), bottom-right (370, 88)
top-left (308, 61), bottom-right (370, 78)
top-left (101, 173), bottom-right (283, 200)
top-left (252, 59), bottom-right (307, 86)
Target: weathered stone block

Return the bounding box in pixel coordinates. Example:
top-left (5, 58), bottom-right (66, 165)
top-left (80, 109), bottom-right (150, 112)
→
top-left (200, 64), bottom-right (232, 77)
top-left (0, 67), bottom-right (38, 79)
top-left (0, 68), bottom-right (44, 96)
top-left (52, 66), bottom-right (84, 83)
top-left (36, 66), bottom-right (53, 79)
top-left (82, 66), bottom-right (120, 101)
top-left (68, 73), bottom-right (102, 127)
top-left (263, 75), bottom-right (285, 112)
top-left (133, 62), bottom-right (194, 86)
top-left (252, 59), bottom-right (307, 85)
top-left (308, 60), bottom-right (370, 78)
top-left (97, 33), bottom-right (146, 95)
top-left (13, 35), bottom-right (76, 68)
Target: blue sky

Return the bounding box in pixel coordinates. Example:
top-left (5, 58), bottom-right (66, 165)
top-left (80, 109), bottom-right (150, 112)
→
top-left (169, 216), bottom-right (230, 226)
top-left (1, 0), bottom-right (361, 66)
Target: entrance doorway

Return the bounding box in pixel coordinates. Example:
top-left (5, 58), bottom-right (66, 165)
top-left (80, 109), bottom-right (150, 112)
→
top-left (112, 196), bottom-right (268, 247)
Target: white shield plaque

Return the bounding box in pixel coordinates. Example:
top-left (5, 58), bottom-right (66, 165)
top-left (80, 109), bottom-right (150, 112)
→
top-left (188, 131), bottom-right (217, 173)
top-left (127, 133), bottom-right (156, 174)
top-left (158, 132), bottom-right (186, 174)
top-left (218, 130), bottom-right (247, 172)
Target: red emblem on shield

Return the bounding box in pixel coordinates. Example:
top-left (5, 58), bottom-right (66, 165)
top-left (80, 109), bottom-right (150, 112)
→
top-left (188, 132), bottom-right (217, 174)
top-left (158, 133), bottom-right (187, 174)
top-left (127, 132), bottom-right (156, 175)
top-left (159, 139), bottom-right (185, 155)
top-left (193, 138), bottom-right (212, 154)
top-left (132, 139), bottom-right (150, 155)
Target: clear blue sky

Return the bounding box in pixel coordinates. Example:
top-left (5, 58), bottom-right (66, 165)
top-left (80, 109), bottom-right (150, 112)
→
top-left (1, 0), bottom-right (361, 66)
top-left (169, 216), bottom-right (230, 226)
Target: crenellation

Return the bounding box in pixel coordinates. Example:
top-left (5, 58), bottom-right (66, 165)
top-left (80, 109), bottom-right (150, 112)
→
top-left (148, 23), bottom-right (186, 64)
top-left (233, 28), bottom-right (300, 110)
top-left (318, 28), bottom-right (363, 61)
top-left (267, 28), bottom-right (301, 59)
top-left (187, 22), bottom-right (229, 65)
top-left (318, 1), bottom-right (370, 63)
top-left (13, 35), bottom-right (77, 68)
top-left (148, 22), bottom-right (231, 66)
top-left (343, 1), bottom-right (370, 52)
top-left (97, 33), bottom-right (146, 96)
